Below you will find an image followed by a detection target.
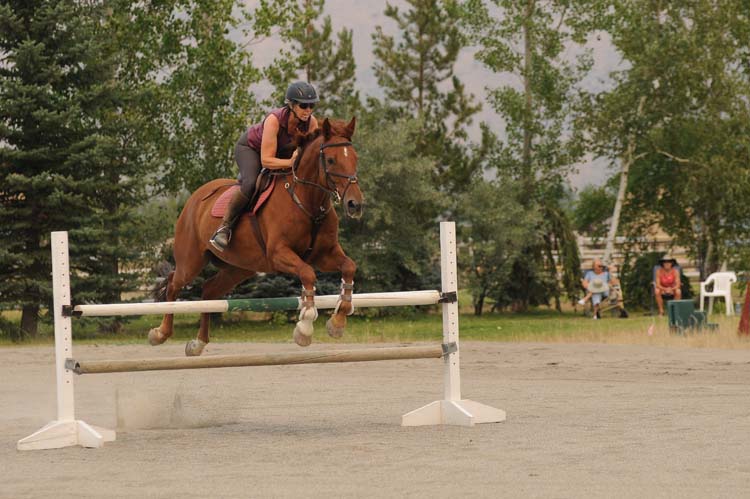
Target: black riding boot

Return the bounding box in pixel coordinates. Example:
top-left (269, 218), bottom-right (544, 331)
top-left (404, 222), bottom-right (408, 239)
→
top-left (209, 190), bottom-right (251, 252)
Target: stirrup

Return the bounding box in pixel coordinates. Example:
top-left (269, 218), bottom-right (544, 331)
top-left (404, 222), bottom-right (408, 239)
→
top-left (209, 225), bottom-right (232, 252)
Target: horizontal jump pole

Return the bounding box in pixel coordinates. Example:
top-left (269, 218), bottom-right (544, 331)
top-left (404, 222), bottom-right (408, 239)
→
top-left (70, 290), bottom-right (442, 317)
top-left (65, 344), bottom-right (451, 375)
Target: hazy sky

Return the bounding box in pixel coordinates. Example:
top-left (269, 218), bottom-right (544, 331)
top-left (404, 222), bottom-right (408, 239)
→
top-left (249, 0), bottom-right (625, 189)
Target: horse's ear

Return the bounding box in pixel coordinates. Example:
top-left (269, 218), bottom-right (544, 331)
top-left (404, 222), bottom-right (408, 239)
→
top-left (322, 118), bottom-right (332, 139)
top-left (344, 116), bottom-right (356, 139)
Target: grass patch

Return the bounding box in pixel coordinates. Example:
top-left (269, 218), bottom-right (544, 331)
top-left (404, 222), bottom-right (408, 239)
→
top-left (3, 305), bottom-right (750, 349)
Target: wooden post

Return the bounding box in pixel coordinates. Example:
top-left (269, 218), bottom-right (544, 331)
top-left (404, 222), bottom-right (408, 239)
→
top-left (401, 222), bottom-right (506, 426)
top-left (17, 232), bottom-right (115, 450)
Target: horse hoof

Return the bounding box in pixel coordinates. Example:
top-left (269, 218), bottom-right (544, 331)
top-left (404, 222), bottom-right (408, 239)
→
top-left (148, 327), bottom-right (166, 346)
top-left (185, 339), bottom-right (206, 356)
top-left (326, 318), bottom-right (344, 338)
top-left (293, 327), bottom-right (313, 347)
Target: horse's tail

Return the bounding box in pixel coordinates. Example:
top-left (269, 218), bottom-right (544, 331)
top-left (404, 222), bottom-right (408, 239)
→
top-left (152, 260), bottom-right (173, 302)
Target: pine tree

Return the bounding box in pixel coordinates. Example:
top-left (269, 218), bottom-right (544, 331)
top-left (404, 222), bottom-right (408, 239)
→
top-left (0, 1), bottom-right (147, 339)
top-left (265, 0), bottom-right (360, 117)
top-left (372, 0), bottom-right (482, 191)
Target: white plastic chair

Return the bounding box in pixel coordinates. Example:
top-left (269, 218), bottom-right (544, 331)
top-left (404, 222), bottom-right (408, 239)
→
top-left (699, 272), bottom-right (737, 316)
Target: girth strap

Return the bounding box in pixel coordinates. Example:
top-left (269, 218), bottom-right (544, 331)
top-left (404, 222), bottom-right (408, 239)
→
top-left (286, 181), bottom-right (330, 262)
top-left (249, 213), bottom-right (266, 256)
top-left (301, 220), bottom-right (322, 262)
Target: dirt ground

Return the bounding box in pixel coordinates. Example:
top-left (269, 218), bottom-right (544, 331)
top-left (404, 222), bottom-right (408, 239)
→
top-left (2, 340), bottom-right (750, 498)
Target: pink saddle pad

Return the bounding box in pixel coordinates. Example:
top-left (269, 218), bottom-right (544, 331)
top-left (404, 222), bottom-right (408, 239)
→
top-left (210, 178), bottom-right (276, 218)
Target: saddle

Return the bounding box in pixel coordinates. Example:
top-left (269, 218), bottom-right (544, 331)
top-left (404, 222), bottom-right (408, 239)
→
top-left (210, 169), bottom-right (277, 218)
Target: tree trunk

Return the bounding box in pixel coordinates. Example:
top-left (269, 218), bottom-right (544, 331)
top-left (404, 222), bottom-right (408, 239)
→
top-left (601, 156), bottom-right (628, 265)
top-left (602, 96), bottom-right (646, 269)
top-left (521, 0), bottom-right (535, 201)
top-left (474, 289), bottom-right (485, 316)
top-left (304, 0), bottom-right (313, 82)
top-left (18, 303), bottom-right (39, 341)
top-left (418, 24), bottom-right (424, 120)
top-left (543, 233), bottom-right (562, 312)
top-left (703, 237), bottom-right (719, 278)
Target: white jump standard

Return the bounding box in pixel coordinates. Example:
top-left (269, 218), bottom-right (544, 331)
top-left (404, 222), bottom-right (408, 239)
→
top-left (17, 222), bottom-right (505, 451)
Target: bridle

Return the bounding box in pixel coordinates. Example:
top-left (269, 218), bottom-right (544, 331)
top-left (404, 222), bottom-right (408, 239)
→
top-left (285, 138), bottom-right (359, 224)
top-left (278, 137), bottom-right (359, 262)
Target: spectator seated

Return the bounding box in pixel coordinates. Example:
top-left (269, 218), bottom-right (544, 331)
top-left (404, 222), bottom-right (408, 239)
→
top-left (579, 259), bottom-right (628, 319)
top-left (653, 255), bottom-right (681, 316)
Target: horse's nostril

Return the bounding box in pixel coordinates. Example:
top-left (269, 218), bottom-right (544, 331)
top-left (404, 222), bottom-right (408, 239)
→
top-left (346, 199), bottom-right (363, 217)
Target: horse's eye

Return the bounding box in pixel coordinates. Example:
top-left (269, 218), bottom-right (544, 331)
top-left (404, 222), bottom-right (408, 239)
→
top-left (327, 158), bottom-right (335, 165)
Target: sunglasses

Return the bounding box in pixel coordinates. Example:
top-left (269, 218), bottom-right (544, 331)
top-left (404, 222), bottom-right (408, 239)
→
top-left (295, 102), bottom-right (315, 110)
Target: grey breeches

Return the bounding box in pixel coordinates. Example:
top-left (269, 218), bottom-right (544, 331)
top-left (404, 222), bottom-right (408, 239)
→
top-left (235, 132), bottom-right (261, 197)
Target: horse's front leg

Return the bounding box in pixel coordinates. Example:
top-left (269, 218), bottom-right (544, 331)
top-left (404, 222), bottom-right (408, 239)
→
top-left (269, 247), bottom-right (318, 347)
top-left (313, 245), bottom-right (356, 339)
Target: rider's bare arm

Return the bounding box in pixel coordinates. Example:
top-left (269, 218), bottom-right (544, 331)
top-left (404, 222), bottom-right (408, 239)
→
top-left (260, 114), bottom-right (296, 169)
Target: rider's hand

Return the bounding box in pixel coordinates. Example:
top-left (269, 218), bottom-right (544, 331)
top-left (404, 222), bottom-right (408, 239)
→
top-left (289, 148), bottom-right (300, 166)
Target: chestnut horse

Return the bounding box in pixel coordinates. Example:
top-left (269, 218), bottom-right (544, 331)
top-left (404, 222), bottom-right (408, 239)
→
top-left (149, 117), bottom-right (363, 355)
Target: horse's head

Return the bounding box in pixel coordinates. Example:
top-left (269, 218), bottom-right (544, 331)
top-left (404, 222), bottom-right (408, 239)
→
top-left (298, 117), bottom-right (363, 219)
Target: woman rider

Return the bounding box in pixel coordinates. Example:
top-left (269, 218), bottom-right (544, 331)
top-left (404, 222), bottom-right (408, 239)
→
top-left (209, 81), bottom-right (320, 251)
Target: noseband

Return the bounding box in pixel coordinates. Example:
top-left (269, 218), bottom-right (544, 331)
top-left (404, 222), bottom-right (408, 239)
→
top-left (286, 139), bottom-right (358, 224)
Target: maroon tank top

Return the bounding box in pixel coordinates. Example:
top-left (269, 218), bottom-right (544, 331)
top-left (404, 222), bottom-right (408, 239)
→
top-left (246, 107), bottom-right (309, 154)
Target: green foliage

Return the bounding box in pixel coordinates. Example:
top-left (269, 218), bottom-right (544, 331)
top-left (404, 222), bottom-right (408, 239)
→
top-left (573, 184), bottom-right (616, 241)
top-left (372, 0), bottom-right (483, 192)
top-left (459, 0), bottom-right (590, 194)
top-left (0, 0), bottom-right (149, 337)
top-left (457, 180), bottom-right (540, 315)
top-left (542, 200), bottom-right (584, 309)
top-left (337, 112), bottom-right (442, 292)
top-left (620, 252), bottom-right (693, 310)
top-left (458, 0), bottom-right (590, 311)
top-left (110, 0), bottom-right (267, 193)
top-left (265, 0), bottom-right (360, 117)
top-left (581, 0), bottom-right (750, 278)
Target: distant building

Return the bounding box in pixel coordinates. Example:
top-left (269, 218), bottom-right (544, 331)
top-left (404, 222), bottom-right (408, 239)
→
top-left (576, 227), bottom-right (700, 279)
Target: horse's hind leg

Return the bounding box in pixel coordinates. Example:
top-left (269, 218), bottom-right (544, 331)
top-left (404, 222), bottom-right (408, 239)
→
top-left (148, 252), bottom-right (207, 346)
top-left (185, 267), bottom-right (255, 356)
top-left (311, 245), bottom-right (356, 339)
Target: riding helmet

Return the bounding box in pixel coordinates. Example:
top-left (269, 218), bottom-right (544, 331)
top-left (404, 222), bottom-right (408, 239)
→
top-left (285, 81), bottom-right (319, 104)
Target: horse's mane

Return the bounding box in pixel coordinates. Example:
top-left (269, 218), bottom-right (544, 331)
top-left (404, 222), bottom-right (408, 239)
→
top-left (295, 119), bottom-right (352, 150)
